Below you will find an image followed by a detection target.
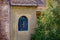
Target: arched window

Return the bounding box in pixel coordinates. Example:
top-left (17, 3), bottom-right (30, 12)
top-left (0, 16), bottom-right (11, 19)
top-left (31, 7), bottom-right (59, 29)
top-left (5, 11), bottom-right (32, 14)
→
top-left (18, 16), bottom-right (28, 31)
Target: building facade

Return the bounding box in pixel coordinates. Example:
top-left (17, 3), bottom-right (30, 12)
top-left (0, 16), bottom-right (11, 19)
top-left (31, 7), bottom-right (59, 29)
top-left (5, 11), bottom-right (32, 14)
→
top-left (0, 0), bottom-right (46, 40)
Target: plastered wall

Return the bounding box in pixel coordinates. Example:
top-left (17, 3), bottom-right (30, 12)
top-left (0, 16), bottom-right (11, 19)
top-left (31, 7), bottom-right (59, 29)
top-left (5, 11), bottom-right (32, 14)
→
top-left (0, 2), bottom-right (10, 40)
top-left (10, 6), bottom-right (37, 40)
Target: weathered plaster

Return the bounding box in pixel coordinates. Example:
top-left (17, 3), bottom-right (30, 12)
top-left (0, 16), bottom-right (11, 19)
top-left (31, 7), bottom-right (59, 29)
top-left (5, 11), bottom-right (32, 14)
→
top-left (0, 1), bottom-right (10, 40)
top-left (10, 6), bottom-right (37, 40)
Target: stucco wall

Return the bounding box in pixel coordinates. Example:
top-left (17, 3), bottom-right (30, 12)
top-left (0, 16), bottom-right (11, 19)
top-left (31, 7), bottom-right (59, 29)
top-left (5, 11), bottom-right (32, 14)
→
top-left (10, 6), bottom-right (37, 40)
top-left (0, 2), bottom-right (10, 40)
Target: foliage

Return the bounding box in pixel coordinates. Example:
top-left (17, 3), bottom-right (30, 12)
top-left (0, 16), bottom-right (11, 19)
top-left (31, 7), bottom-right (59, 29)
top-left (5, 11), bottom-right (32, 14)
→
top-left (31, 0), bottom-right (60, 40)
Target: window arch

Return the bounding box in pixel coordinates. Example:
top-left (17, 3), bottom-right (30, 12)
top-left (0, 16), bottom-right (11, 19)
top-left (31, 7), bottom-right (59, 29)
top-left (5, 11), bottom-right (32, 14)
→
top-left (18, 16), bottom-right (28, 31)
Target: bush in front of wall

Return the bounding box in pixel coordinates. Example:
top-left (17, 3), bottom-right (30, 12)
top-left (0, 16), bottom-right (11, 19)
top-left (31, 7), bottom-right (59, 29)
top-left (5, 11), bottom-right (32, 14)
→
top-left (31, 0), bottom-right (60, 40)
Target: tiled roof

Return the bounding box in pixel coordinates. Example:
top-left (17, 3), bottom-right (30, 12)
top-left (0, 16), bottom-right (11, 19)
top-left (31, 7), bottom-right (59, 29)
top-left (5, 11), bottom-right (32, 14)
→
top-left (10, 0), bottom-right (45, 6)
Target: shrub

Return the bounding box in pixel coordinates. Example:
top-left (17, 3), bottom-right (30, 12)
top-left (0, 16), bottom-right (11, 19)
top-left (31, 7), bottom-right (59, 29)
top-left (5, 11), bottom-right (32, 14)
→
top-left (31, 0), bottom-right (60, 40)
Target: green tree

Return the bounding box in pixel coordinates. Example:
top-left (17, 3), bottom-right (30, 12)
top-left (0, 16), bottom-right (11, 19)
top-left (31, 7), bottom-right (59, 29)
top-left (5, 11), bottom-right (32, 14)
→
top-left (31, 0), bottom-right (60, 40)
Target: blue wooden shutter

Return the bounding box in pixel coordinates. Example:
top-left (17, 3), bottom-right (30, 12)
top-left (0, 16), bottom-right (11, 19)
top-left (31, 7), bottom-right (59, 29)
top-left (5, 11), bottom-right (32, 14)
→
top-left (18, 17), bottom-right (23, 31)
top-left (23, 17), bottom-right (28, 30)
top-left (18, 16), bottom-right (28, 31)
